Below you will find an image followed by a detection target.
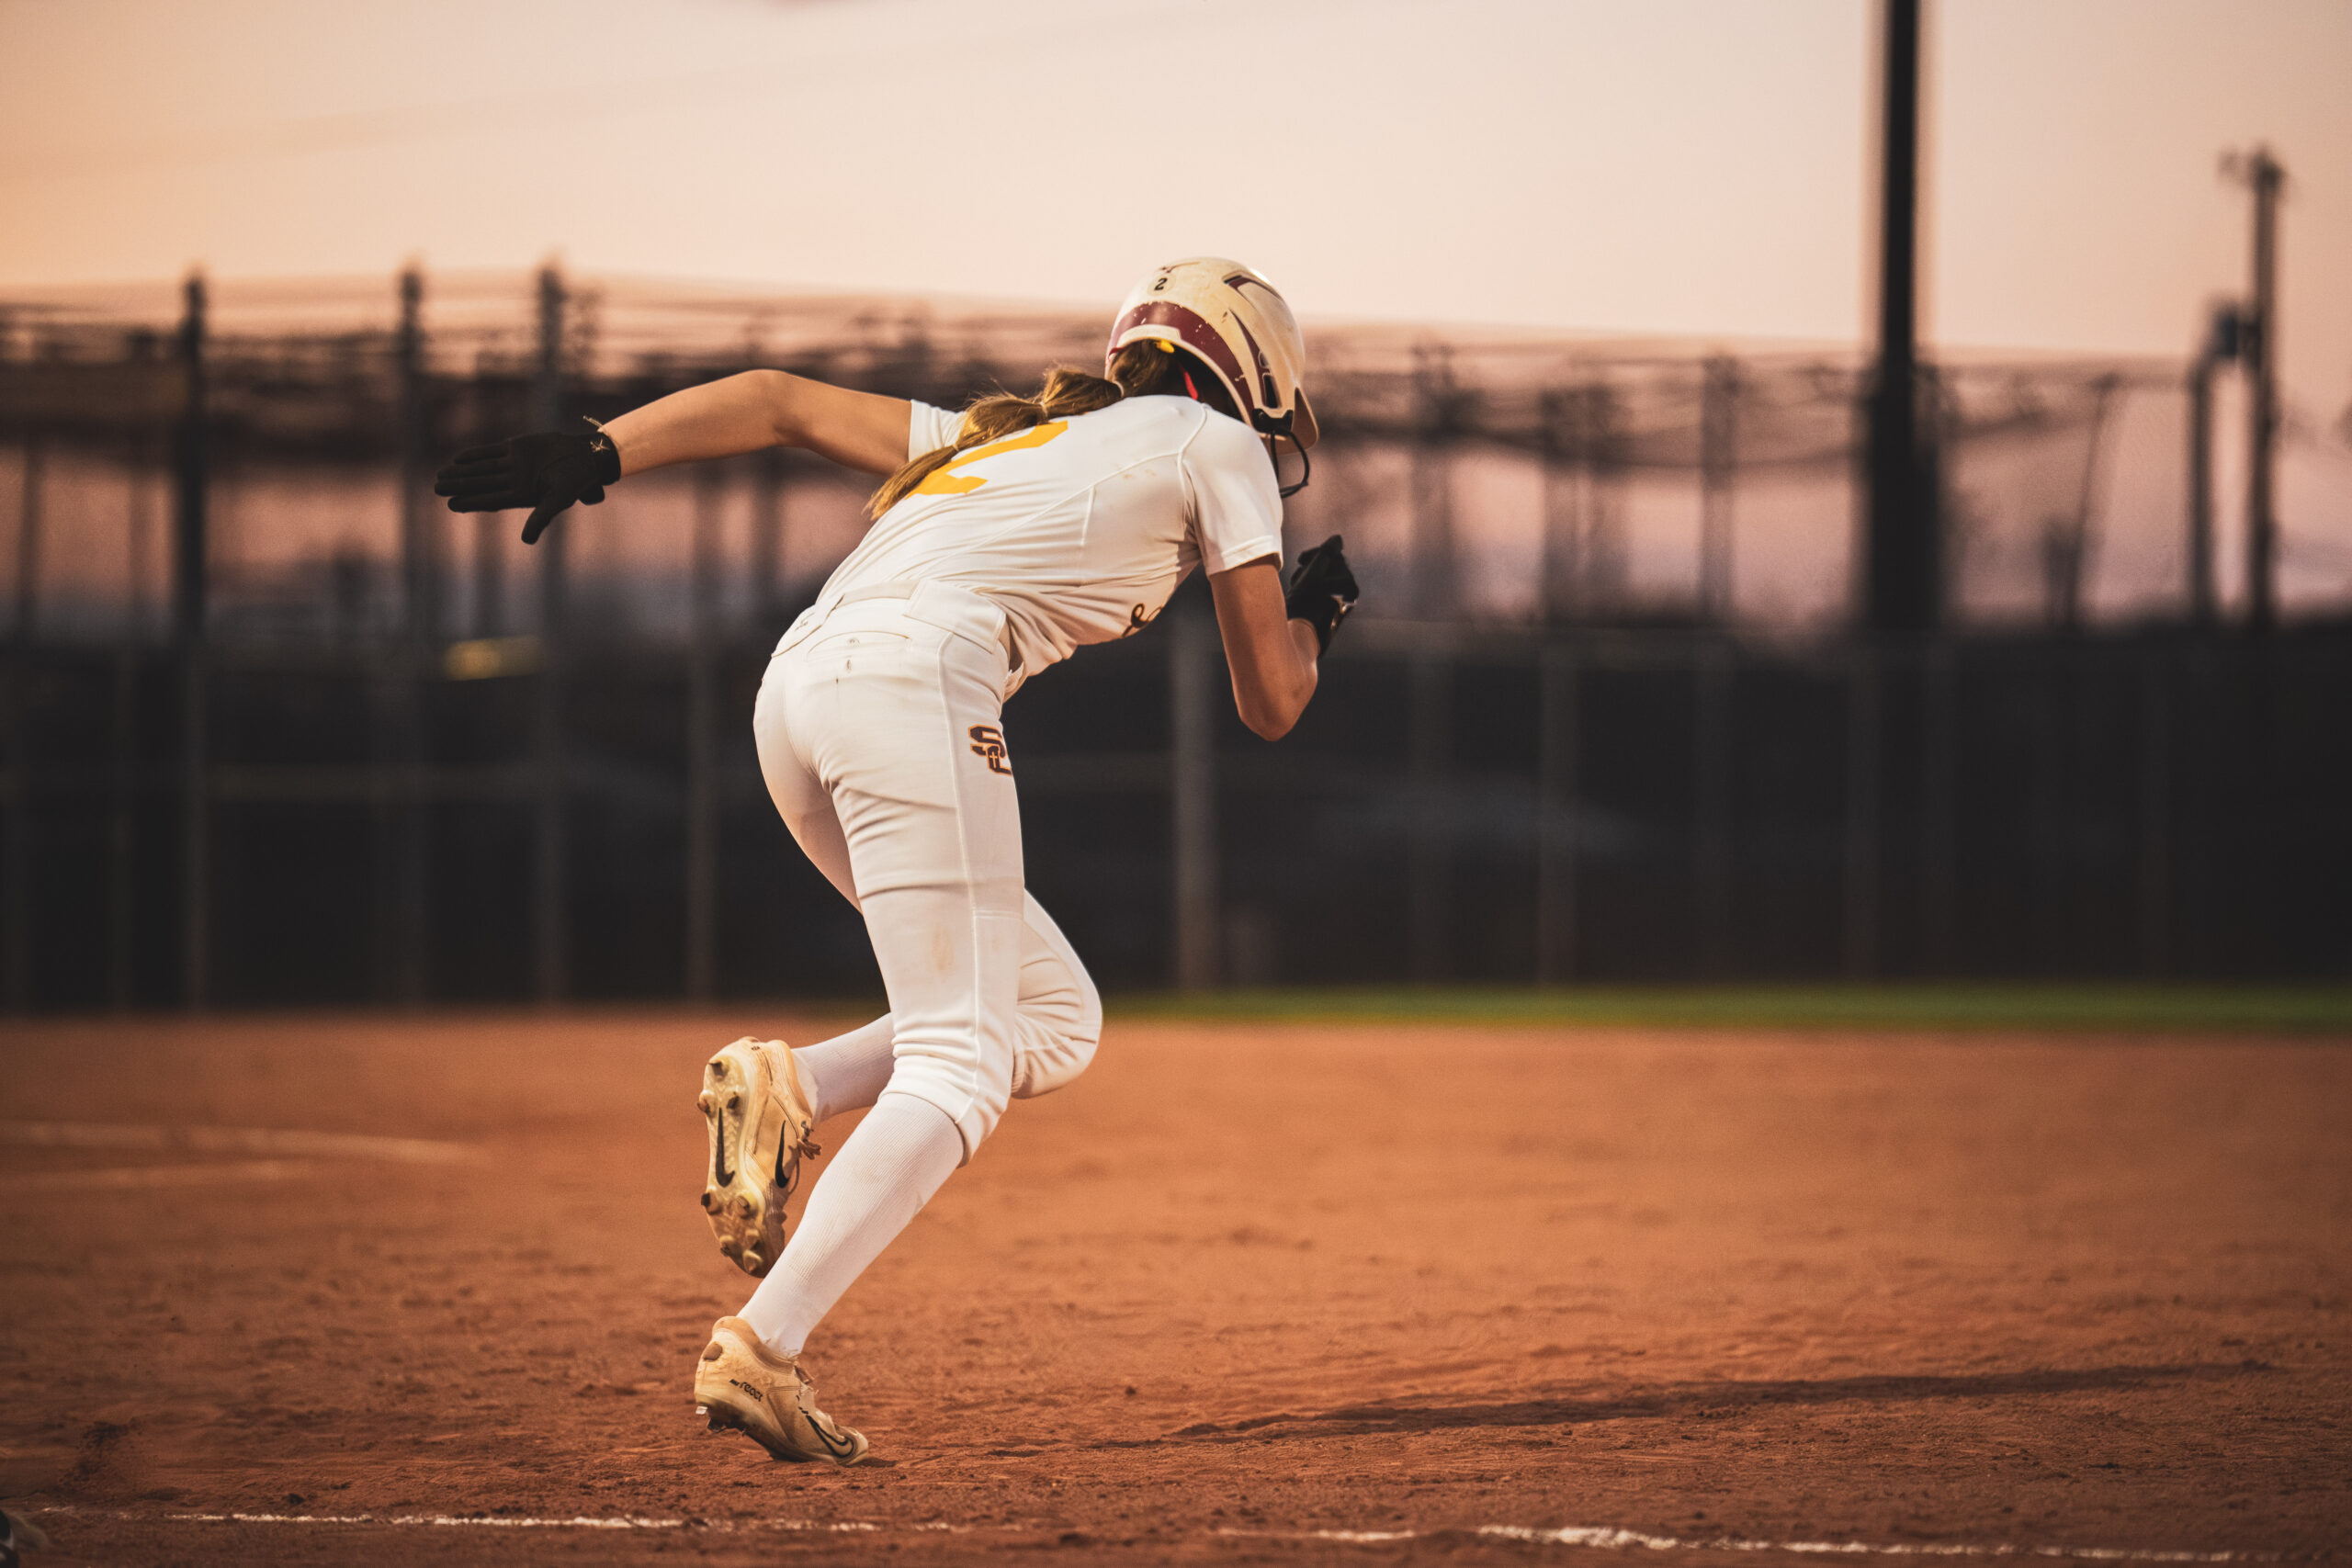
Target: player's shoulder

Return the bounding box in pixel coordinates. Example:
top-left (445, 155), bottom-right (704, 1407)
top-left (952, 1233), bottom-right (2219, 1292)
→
top-left (908, 399), bottom-right (965, 455)
top-left (1092, 395), bottom-right (1259, 465)
top-left (1076, 393), bottom-right (1193, 434)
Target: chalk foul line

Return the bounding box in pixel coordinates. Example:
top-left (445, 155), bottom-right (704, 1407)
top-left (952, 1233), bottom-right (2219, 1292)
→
top-left (37, 1508), bottom-right (2284, 1561)
top-left (1227, 1525), bottom-right (2281, 1562)
top-left (116, 1510), bottom-right (886, 1533)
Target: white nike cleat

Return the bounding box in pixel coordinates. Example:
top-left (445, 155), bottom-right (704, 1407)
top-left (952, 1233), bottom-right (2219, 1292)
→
top-left (693, 1316), bottom-right (869, 1465)
top-left (697, 1037), bottom-right (820, 1278)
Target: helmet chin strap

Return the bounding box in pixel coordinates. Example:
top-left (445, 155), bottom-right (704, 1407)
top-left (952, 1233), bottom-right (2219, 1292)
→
top-left (1250, 408), bottom-right (1312, 499)
top-left (1274, 434), bottom-right (1310, 499)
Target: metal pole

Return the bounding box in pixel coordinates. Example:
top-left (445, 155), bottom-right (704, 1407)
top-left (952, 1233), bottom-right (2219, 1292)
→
top-left (1843, 647), bottom-right (1880, 978)
top-left (1585, 384), bottom-right (1625, 607)
top-left (2075, 373), bottom-right (2118, 610)
top-left (109, 446), bottom-right (159, 1010)
top-left (129, 436), bottom-right (155, 635)
top-left (1, 677), bottom-right (22, 1015)
top-left (1534, 641), bottom-right (1578, 983)
top-left (472, 519), bottom-right (503, 636)
top-left (2182, 642), bottom-right (2215, 976)
top-left (472, 278), bottom-right (504, 642)
top-left (398, 267), bottom-right (435, 644)
top-left (531, 263), bottom-right (567, 1006)
top-left (2027, 653), bottom-right (2066, 975)
top-left (1699, 356), bottom-right (1737, 621)
top-left (1409, 347), bottom-right (1458, 621)
top-left (391, 265), bottom-right (432, 1005)
top-left (1863, 0), bottom-right (1938, 633)
top-left (2045, 375), bottom-right (2119, 633)
top-left (2237, 148), bottom-right (2283, 633)
top-left (684, 461), bottom-right (721, 1003)
top-left (175, 270), bottom-right (209, 1010)
top-left (1918, 639), bottom-right (1957, 974)
top-left (2138, 647), bottom-right (2172, 976)
top-left (1408, 651), bottom-right (1449, 982)
top-left (1693, 641), bottom-right (1734, 977)
top-left (1538, 389), bottom-right (1580, 624)
top-left (11, 430), bottom-right (39, 641)
top-left (107, 639), bottom-right (138, 1010)
top-left (1170, 607), bottom-right (1218, 990)
top-left (2186, 337), bottom-right (2219, 626)
top-left (1, 428), bottom-right (38, 1013)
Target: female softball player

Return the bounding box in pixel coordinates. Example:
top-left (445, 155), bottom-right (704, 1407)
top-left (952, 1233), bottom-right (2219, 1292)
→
top-left (436, 258), bottom-right (1358, 1465)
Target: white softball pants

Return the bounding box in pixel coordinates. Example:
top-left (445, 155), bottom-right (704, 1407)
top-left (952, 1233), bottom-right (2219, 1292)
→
top-left (753, 581), bottom-right (1101, 1161)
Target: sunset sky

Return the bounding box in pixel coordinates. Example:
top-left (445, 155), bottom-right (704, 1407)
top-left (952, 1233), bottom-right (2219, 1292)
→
top-left (3, 0), bottom-right (2347, 427)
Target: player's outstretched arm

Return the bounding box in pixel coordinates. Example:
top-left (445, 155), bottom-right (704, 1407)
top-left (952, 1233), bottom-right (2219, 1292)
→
top-left (435, 371), bottom-right (916, 544)
top-left (603, 371), bottom-right (913, 479)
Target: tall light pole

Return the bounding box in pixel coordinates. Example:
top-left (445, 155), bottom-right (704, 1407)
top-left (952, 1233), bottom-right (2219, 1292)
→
top-left (2186, 302), bottom-right (2245, 627)
top-left (1862, 0), bottom-right (1938, 634)
top-left (2224, 147), bottom-right (2284, 632)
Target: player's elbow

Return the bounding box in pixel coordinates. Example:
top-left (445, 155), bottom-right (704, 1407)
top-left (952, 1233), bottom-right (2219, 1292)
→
top-left (1234, 674), bottom-right (1312, 741)
top-left (1240, 703), bottom-right (1296, 742)
top-left (752, 369), bottom-right (808, 446)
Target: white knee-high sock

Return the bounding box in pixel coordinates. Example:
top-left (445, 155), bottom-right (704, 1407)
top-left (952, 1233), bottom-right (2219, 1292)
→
top-left (740, 1091), bottom-right (963, 1357)
top-left (791, 1015), bottom-right (896, 1125)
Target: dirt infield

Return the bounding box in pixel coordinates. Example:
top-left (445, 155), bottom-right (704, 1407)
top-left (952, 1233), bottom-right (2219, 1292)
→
top-left (1, 1012), bottom-right (2346, 1564)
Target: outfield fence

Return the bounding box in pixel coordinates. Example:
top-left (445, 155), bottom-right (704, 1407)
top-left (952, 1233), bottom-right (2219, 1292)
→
top-left (5, 610), bottom-right (2346, 1010)
top-left (3, 270), bottom-right (2347, 1007)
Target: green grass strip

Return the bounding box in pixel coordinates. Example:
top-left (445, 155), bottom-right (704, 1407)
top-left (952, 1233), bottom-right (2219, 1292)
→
top-left (1106, 984), bottom-right (2352, 1033)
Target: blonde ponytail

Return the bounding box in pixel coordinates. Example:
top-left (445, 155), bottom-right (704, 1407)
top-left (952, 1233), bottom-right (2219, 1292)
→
top-left (865, 343), bottom-right (1204, 520)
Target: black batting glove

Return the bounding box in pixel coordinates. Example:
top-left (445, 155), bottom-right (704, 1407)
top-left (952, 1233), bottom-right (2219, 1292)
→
top-left (434, 423), bottom-right (621, 545)
top-left (1283, 534), bottom-right (1359, 654)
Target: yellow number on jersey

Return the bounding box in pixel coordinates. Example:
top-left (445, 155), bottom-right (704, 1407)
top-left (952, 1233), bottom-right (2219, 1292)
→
top-left (912, 421), bottom-right (1069, 498)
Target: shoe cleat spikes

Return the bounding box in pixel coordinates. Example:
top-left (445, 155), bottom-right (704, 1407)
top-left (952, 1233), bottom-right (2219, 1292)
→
top-left (697, 1038), bottom-right (818, 1280)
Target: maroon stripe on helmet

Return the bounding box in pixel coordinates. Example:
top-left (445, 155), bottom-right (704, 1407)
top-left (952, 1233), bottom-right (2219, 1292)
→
top-left (1111, 301), bottom-right (1254, 417)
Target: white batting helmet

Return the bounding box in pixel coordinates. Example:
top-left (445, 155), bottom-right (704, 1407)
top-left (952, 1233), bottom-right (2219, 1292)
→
top-left (1106, 257), bottom-right (1318, 450)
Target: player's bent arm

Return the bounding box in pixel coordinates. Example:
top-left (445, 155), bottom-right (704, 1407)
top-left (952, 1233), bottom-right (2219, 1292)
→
top-left (602, 370), bottom-right (914, 479)
top-left (1209, 558), bottom-right (1319, 741)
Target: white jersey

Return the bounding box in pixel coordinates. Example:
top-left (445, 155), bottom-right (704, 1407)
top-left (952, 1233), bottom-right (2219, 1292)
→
top-left (816, 395), bottom-right (1283, 686)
